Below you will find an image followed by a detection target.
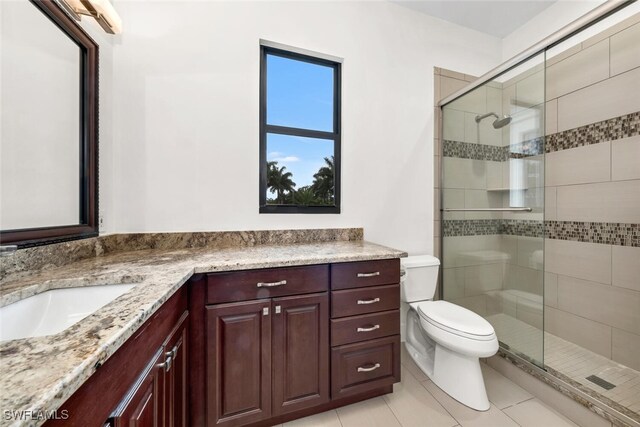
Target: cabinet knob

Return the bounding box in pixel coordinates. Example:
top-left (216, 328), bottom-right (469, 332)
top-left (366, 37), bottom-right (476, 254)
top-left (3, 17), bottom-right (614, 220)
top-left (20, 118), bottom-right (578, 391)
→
top-left (357, 363), bottom-right (381, 373)
top-left (357, 271), bottom-right (380, 278)
top-left (357, 324), bottom-right (380, 332)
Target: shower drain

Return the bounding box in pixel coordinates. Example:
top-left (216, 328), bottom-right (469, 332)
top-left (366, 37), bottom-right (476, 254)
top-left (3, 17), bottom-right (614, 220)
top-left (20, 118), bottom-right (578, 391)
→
top-left (586, 375), bottom-right (616, 390)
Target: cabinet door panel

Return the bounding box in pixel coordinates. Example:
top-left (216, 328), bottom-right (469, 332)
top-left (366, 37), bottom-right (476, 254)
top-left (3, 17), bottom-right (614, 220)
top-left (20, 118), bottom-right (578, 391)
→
top-left (206, 300), bottom-right (271, 427)
top-left (112, 349), bottom-right (164, 427)
top-left (272, 293), bottom-right (329, 416)
top-left (164, 312), bottom-right (188, 427)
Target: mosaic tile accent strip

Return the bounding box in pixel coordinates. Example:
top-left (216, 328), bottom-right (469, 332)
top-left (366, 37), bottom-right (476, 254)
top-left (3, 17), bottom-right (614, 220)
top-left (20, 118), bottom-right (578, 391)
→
top-left (545, 221), bottom-right (639, 247)
top-left (443, 138), bottom-right (544, 161)
top-left (443, 140), bottom-right (506, 161)
top-left (443, 219), bottom-right (638, 247)
top-left (501, 219), bottom-right (544, 238)
top-left (442, 219), bottom-right (501, 236)
top-left (546, 111), bottom-right (640, 153)
top-left (509, 137), bottom-right (544, 159)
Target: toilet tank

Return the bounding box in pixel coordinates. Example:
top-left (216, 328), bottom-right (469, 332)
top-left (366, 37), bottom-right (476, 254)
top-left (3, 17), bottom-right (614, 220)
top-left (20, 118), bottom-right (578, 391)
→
top-left (401, 255), bottom-right (440, 303)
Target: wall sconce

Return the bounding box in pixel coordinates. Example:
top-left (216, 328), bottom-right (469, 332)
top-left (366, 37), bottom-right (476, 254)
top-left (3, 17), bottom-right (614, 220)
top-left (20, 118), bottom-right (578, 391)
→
top-left (59, 0), bottom-right (122, 34)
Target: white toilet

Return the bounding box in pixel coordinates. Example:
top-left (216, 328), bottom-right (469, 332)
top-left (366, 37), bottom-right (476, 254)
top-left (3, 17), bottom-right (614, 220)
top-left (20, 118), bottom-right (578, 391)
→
top-left (402, 255), bottom-right (498, 411)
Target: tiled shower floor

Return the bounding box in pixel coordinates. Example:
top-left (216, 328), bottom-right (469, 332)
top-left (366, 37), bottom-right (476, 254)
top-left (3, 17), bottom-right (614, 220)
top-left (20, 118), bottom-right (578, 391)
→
top-left (486, 313), bottom-right (640, 421)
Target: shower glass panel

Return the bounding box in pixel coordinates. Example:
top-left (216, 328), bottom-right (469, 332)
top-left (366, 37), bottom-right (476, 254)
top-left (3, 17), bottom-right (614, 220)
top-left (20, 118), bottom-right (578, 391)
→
top-left (441, 52), bottom-right (545, 367)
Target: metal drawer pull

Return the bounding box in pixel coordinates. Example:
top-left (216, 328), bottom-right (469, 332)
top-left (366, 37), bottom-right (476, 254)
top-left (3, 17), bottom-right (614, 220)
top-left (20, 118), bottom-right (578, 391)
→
top-left (357, 271), bottom-right (380, 278)
top-left (357, 298), bottom-right (380, 305)
top-left (166, 346), bottom-right (177, 360)
top-left (357, 324), bottom-right (380, 332)
top-left (159, 355), bottom-right (172, 372)
top-left (358, 363), bottom-right (381, 373)
top-left (257, 280), bottom-right (287, 288)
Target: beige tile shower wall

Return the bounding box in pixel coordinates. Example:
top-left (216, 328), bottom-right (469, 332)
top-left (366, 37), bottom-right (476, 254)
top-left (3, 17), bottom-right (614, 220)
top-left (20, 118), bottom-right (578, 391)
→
top-left (433, 67), bottom-right (478, 296)
top-left (544, 15), bottom-right (640, 371)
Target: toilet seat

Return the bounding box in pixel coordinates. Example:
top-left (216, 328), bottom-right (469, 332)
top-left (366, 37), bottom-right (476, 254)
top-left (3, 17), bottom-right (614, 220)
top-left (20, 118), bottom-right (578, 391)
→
top-left (417, 301), bottom-right (496, 341)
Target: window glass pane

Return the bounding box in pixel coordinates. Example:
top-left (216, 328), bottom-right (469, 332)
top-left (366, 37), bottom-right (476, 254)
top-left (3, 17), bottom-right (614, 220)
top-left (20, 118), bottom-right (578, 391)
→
top-left (266, 133), bottom-right (335, 206)
top-left (266, 54), bottom-right (334, 132)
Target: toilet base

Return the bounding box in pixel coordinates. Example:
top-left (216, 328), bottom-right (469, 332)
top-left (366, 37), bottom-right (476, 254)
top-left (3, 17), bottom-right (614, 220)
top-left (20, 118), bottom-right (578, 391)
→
top-left (432, 344), bottom-right (490, 411)
top-left (405, 307), bottom-right (492, 411)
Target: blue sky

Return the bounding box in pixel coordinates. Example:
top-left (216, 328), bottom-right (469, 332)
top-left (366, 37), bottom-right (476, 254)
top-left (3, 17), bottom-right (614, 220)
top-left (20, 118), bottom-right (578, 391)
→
top-left (266, 54), bottom-right (334, 189)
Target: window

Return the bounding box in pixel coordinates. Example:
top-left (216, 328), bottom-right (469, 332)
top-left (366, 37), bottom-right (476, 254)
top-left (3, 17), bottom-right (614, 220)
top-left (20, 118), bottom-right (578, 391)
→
top-left (259, 44), bottom-right (341, 214)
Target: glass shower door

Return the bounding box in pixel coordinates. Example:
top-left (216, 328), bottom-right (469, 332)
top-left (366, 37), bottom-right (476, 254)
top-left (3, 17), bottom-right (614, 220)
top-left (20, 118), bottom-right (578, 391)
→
top-left (441, 52), bottom-right (545, 367)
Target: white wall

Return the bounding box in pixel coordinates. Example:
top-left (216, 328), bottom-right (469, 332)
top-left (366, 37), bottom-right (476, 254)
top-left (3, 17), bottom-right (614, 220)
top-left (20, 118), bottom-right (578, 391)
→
top-left (110, 0), bottom-right (501, 254)
top-left (501, 0), bottom-right (606, 61)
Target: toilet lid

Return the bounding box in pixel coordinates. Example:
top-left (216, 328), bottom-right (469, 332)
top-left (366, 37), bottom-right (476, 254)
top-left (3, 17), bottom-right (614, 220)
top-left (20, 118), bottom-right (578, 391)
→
top-left (417, 300), bottom-right (495, 339)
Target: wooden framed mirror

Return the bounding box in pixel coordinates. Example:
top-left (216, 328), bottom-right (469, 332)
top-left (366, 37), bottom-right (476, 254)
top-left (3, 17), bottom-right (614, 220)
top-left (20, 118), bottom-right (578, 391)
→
top-left (0, 0), bottom-right (98, 247)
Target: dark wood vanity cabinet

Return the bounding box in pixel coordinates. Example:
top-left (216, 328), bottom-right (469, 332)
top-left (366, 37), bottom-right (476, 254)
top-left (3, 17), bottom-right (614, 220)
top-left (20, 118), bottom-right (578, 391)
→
top-left (204, 274), bottom-right (330, 426)
top-left (110, 348), bottom-right (165, 427)
top-left (46, 258), bottom-right (399, 427)
top-left (44, 287), bottom-right (188, 427)
top-left (110, 312), bottom-right (189, 427)
top-left (330, 260), bottom-right (401, 399)
top-left (191, 259), bottom-right (400, 427)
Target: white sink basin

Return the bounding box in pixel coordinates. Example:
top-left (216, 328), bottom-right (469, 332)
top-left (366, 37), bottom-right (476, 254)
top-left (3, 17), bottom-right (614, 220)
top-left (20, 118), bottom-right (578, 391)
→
top-left (0, 284), bottom-right (136, 342)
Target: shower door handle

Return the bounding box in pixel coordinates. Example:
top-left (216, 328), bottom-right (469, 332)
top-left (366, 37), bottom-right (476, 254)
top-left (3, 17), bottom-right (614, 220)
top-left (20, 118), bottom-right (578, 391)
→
top-left (442, 207), bottom-right (532, 212)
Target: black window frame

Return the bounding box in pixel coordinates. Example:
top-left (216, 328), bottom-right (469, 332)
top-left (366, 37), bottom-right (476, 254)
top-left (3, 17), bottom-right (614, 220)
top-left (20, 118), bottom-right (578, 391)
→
top-left (259, 45), bottom-right (341, 214)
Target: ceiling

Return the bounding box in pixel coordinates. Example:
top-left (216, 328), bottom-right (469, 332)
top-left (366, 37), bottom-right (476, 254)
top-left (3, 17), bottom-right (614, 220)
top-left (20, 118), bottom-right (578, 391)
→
top-left (392, 1), bottom-right (557, 38)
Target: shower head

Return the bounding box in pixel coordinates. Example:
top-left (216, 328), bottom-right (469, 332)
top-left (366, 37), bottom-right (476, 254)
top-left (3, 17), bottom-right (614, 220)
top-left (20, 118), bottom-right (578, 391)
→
top-left (492, 115), bottom-right (512, 129)
top-left (475, 112), bottom-right (512, 129)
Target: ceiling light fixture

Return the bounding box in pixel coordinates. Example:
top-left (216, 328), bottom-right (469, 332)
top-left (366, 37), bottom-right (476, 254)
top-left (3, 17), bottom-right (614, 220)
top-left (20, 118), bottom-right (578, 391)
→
top-left (59, 0), bottom-right (122, 34)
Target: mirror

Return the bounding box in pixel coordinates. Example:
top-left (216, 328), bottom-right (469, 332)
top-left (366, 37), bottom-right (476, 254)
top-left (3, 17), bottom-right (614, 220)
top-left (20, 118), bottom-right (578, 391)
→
top-left (0, 0), bottom-right (98, 246)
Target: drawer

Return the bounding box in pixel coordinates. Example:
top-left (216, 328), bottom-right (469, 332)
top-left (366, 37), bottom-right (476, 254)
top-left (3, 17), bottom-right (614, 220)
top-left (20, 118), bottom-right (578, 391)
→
top-left (331, 284), bottom-right (400, 318)
top-left (331, 310), bottom-right (399, 346)
top-left (331, 259), bottom-right (400, 290)
top-left (331, 335), bottom-right (400, 399)
top-left (206, 265), bottom-right (329, 304)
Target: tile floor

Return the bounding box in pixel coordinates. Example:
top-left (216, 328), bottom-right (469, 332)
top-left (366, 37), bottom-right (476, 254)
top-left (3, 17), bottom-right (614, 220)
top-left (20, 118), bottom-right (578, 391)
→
top-left (274, 345), bottom-right (580, 427)
top-left (489, 313), bottom-right (640, 417)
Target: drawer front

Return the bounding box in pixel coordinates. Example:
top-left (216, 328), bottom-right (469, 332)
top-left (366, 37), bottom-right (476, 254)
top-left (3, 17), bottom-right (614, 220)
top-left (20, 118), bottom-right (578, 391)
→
top-left (331, 335), bottom-right (400, 399)
top-left (331, 310), bottom-right (400, 346)
top-left (331, 259), bottom-right (400, 290)
top-left (331, 284), bottom-right (400, 318)
top-left (206, 265), bottom-right (329, 304)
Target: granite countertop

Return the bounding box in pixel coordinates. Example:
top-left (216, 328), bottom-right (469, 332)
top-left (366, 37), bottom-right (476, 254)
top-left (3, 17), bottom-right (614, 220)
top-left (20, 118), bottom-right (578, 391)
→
top-left (0, 240), bottom-right (406, 427)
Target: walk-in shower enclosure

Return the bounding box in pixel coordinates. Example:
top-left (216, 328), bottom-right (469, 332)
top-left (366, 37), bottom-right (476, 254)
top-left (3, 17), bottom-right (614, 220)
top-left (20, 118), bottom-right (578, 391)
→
top-left (439, 3), bottom-right (640, 424)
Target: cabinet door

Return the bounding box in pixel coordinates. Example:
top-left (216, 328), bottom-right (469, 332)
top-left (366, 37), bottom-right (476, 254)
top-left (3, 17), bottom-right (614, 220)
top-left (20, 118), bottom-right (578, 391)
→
top-left (164, 312), bottom-right (188, 427)
top-left (272, 293), bottom-right (329, 416)
top-left (111, 349), bottom-right (165, 427)
top-left (206, 300), bottom-right (271, 427)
